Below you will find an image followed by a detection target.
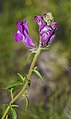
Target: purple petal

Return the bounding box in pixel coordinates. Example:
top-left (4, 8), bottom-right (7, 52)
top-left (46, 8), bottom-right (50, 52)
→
top-left (40, 33), bottom-right (48, 47)
top-left (40, 25), bottom-right (52, 33)
top-left (48, 34), bottom-right (55, 45)
top-left (14, 31), bottom-right (23, 42)
top-left (51, 22), bottom-right (59, 30)
top-left (16, 21), bottom-right (29, 34)
top-left (39, 24), bottom-right (45, 32)
top-left (22, 21), bottom-right (28, 32)
top-left (23, 30), bottom-right (36, 49)
top-left (39, 25), bottom-right (55, 47)
top-left (16, 21), bottom-right (23, 34)
top-left (34, 16), bottom-right (46, 26)
top-left (34, 16), bottom-right (41, 23)
top-left (40, 31), bottom-right (52, 47)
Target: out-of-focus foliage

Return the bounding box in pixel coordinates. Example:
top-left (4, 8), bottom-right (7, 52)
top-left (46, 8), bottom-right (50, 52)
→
top-left (0, 0), bottom-right (71, 119)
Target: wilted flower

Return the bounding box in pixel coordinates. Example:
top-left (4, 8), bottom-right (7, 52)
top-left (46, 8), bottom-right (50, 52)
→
top-left (14, 21), bottom-right (36, 51)
top-left (34, 12), bottom-right (59, 47)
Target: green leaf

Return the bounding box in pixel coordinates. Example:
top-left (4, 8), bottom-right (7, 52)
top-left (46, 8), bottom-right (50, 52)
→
top-left (17, 73), bottom-right (25, 83)
top-left (12, 105), bottom-right (19, 108)
top-left (34, 66), bottom-right (37, 70)
top-left (2, 104), bottom-right (8, 107)
top-left (33, 69), bottom-right (43, 81)
top-left (27, 51), bottom-right (36, 62)
top-left (24, 94), bottom-right (29, 110)
top-left (5, 81), bottom-right (23, 90)
top-left (11, 108), bottom-right (17, 119)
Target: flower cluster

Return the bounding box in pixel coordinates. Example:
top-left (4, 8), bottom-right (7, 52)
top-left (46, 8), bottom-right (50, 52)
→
top-left (14, 12), bottom-right (58, 50)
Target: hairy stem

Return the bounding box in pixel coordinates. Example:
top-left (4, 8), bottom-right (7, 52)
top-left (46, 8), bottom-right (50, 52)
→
top-left (1, 47), bottom-right (41, 119)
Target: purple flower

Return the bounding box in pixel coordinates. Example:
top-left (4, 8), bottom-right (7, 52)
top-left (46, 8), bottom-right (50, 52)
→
top-left (34, 13), bottom-right (59, 47)
top-left (14, 21), bottom-right (36, 51)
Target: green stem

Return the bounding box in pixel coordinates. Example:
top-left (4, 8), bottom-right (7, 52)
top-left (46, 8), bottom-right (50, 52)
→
top-left (27, 47), bottom-right (41, 80)
top-left (10, 88), bottom-right (13, 100)
top-left (1, 106), bottom-right (10, 119)
top-left (1, 47), bottom-right (41, 119)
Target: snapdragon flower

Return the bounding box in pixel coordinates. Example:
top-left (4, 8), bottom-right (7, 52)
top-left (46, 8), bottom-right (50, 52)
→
top-left (34, 12), bottom-right (59, 47)
top-left (14, 21), bottom-right (36, 51)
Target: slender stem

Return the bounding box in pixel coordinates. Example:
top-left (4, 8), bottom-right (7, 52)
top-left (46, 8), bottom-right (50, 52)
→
top-left (10, 82), bottom-right (28, 105)
top-left (10, 88), bottom-right (13, 100)
top-left (1, 47), bottom-right (41, 119)
top-left (1, 106), bottom-right (10, 119)
top-left (27, 47), bottom-right (41, 80)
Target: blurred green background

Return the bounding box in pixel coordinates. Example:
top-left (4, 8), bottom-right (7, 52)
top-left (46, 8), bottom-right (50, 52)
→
top-left (0, 0), bottom-right (71, 118)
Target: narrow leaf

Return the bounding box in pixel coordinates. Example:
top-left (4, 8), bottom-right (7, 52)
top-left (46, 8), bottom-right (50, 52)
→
top-left (24, 94), bottom-right (29, 110)
top-left (17, 73), bottom-right (25, 82)
top-left (2, 104), bottom-right (8, 107)
top-left (34, 66), bottom-right (37, 70)
top-left (33, 70), bottom-right (43, 81)
top-left (27, 51), bottom-right (36, 62)
top-left (12, 105), bottom-right (19, 108)
top-left (5, 81), bottom-right (23, 90)
top-left (11, 108), bottom-right (17, 119)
